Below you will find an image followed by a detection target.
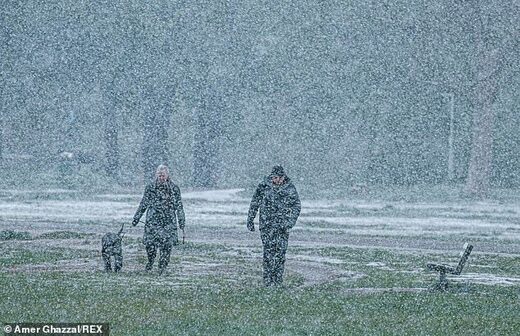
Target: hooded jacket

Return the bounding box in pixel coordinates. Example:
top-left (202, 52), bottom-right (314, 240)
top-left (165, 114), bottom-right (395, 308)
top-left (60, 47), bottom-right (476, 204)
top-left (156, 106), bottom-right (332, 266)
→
top-left (247, 171), bottom-right (301, 230)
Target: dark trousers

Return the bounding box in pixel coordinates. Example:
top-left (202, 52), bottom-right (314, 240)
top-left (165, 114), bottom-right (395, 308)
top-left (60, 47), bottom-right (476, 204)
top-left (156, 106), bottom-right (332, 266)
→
top-left (145, 230), bottom-right (178, 272)
top-left (145, 241), bottom-right (173, 271)
top-left (144, 226), bottom-right (178, 272)
top-left (261, 227), bottom-right (289, 286)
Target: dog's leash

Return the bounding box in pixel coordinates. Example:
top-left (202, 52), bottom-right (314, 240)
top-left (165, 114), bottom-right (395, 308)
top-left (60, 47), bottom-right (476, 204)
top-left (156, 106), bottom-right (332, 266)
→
top-left (118, 222), bottom-right (126, 239)
top-left (117, 220), bottom-right (141, 240)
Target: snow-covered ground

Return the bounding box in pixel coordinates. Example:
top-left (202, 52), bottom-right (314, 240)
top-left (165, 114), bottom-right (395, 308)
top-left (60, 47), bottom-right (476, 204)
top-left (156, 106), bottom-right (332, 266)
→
top-left (1, 188), bottom-right (519, 287)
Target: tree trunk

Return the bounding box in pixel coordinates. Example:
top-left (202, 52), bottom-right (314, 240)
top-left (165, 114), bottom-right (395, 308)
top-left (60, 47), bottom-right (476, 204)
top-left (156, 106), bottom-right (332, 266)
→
top-left (193, 95), bottom-right (221, 188)
top-left (464, 2), bottom-right (506, 198)
top-left (104, 106), bottom-right (120, 179)
top-left (464, 82), bottom-right (498, 197)
top-left (0, 125), bottom-right (3, 164)
top-left (142, 98), bottom-right (171, 182)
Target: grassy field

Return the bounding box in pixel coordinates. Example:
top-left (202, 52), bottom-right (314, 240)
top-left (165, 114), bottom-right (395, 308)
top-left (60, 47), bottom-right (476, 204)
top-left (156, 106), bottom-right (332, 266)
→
top-left (1, 188), bottom-right (519, 335)
top-left (1, 235), bottom-right (519, 335)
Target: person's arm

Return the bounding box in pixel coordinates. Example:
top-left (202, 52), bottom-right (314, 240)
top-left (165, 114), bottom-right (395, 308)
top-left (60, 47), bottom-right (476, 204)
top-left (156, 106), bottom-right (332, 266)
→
top-left (286, 186), bottom-right (301, 229)
top-left (247, 184), bottom-right (264, 231)
top-left (173, 185), bottom-right (185, 230)
top-left (133, 185), bottom-right (151, 226)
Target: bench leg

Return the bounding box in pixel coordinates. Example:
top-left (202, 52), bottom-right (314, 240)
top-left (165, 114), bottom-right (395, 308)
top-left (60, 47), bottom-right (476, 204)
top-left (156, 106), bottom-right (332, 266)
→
top-left (432, 271), bottom-right (448, 291)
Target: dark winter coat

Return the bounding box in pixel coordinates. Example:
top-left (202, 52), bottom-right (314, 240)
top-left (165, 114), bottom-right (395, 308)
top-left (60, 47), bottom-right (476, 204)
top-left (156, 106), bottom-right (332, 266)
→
top-left (133, 179), bottom-right (185, 246)
top-left (247, 175), bottom-right (301, 231)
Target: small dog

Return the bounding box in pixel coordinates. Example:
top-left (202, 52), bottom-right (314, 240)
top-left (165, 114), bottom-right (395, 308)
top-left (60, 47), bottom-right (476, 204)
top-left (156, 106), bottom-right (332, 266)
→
top-left (101, 226), bottom-right (124, 272)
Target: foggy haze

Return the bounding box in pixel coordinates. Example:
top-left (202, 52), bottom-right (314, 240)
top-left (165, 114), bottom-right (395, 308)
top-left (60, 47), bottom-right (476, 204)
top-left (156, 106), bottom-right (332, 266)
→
top-left (1, 0), bottom-right (519, 194)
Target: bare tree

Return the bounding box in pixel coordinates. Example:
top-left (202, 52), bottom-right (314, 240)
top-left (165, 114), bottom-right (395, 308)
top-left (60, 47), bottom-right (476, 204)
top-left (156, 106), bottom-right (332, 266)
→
top-left (191, 2), bottom-right (233, 188)
top-left (464, 0), bottom-right (519, 197)
top-left (0, 125), bottom-right (3, 164)
top-left (193, 84), bottom-right (222, 188)
top-left (104, 95), bottom-right (120, 179)
top-left (142, 95), bottom-right (172, 182)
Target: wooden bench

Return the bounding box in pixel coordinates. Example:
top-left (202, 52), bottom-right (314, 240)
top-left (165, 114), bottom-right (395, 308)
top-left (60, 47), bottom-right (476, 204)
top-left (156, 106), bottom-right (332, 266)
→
top-left (427, 243), bottom-right (473, 290)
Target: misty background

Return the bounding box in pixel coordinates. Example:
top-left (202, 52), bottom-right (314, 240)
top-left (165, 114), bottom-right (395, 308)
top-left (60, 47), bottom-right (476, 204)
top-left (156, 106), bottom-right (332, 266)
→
top-left (1, 0), bottom-right (519, 197)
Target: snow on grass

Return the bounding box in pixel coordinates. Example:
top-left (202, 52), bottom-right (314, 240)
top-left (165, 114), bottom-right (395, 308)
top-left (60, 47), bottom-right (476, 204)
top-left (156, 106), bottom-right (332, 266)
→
top-left (455, 273), bottom-right (520, 286)
top-left (0, 188), bottom-right (519, 289)
top-left (183, 188), bottom-right (246, 202)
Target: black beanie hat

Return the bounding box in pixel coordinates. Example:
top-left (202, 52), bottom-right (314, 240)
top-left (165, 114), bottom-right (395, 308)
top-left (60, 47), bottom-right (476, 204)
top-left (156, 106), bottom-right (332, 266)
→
top-left (270, 165), bottom-right (285, 177)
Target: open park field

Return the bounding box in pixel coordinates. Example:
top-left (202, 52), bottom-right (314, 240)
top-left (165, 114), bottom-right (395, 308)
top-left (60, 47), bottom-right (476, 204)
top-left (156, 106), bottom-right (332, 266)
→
top-left (1, 188), bottom-right (519, 335)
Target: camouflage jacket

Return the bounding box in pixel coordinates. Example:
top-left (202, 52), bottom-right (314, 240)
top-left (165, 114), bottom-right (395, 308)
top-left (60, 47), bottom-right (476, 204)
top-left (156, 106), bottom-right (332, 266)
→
top-left (134, 180), bottom-right (185, 243)
top-left (247, 176), bottom-right (301, 230)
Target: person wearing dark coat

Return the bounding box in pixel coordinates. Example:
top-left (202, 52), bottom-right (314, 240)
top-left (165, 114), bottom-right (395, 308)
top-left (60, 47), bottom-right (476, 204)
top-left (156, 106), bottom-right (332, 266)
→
top-left (247, 165), bottom-right (301, 286)
top-left (133, 165), bottom-right (185, 274)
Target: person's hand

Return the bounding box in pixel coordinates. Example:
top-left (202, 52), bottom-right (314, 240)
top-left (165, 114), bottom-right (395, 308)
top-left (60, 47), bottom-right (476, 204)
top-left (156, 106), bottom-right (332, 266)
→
top-left (132, 218), bottom-right (139, 226)
top-left (247, 222), bottom-right (255, 232)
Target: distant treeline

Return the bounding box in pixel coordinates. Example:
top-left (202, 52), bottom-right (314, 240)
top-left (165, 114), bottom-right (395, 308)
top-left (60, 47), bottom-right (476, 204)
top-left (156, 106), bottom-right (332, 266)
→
top-left (1, 0), bottom-right (519, 192)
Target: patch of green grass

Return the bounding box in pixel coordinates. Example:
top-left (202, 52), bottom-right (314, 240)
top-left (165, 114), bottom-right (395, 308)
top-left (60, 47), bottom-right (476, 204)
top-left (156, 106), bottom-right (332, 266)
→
top-left (0, 230), bottom-right (32, 241)
top-left (0, 272), bottom-right (518, 335)
top-left (301, 206), bottom-right (519, 224)
top-left (37, 231), bottom-right (91, 240)
top-left (299, 183), bottom-right (520, 204)
top-left (0, 246), bottom-right (95, 267)
top-left (470, 253), bottom-right (520, 276)
top-left (303, 245), bottom-right (520, 288)
top-left (0, 208), bottom-right (517, 336)
top-left (312, 246), bottom-right (422, 265)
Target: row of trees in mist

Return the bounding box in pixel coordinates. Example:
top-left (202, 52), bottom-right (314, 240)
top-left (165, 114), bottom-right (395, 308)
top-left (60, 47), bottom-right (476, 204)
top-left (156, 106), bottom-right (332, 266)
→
top-left (1, 0), bottom-right (519, 196)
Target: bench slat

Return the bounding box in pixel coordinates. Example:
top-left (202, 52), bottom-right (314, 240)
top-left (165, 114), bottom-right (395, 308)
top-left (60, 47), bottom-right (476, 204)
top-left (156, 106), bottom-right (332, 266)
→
top-left (454, 243), bottom-right (473, 275)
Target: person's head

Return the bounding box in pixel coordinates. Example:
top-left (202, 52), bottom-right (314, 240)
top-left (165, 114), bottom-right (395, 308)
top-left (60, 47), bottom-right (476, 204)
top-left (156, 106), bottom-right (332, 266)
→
top-left (155, 164), bottom-right (170, 183)
top-left (270, 165), bottom-right (286, 186)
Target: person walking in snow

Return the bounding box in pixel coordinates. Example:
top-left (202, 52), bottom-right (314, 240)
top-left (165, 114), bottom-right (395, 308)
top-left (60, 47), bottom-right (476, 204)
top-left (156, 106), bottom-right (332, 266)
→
top-left (247, 165), bottom-right (301, 286)
top-left (133, 164), bottom-right (185, 275)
